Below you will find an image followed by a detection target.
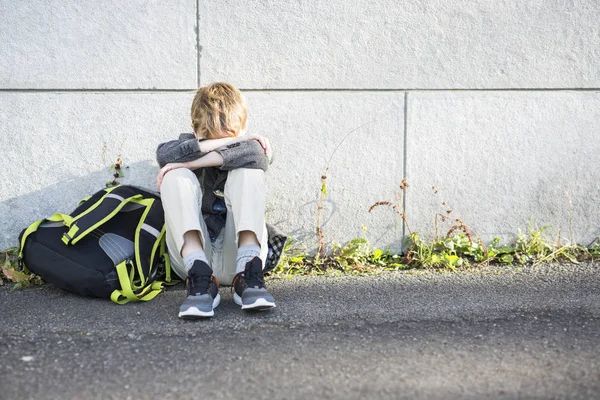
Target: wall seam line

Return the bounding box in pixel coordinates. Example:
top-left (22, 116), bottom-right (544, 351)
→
top-left (402, 91), bottom-right (408, 242)
top-left (196, 0), bottom-right (200, 87)
top-left (1, 88), bottom-right (599, 93)
top-left (241, 88), bottom-right (600, 92)
top-left (0, 89), bottom-right (196, 93)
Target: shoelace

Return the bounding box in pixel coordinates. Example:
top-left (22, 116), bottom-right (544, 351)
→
top-left (231, 269), bottom-right (264, 292)
top-left (245, 267), bottom-right (265, 289)
top-left (187, 275), bottom-right (212, 295)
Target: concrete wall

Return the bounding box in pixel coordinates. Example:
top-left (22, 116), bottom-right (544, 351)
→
top-left (1, 0), bottom-right (599, 251)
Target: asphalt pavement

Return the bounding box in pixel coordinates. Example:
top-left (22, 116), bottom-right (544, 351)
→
top-left (1, 263), bottom-right (599, 400)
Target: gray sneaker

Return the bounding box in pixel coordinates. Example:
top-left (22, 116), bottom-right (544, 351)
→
top-left (178, 260), bottom-right (220, 319)
top-left (233, 257), bottom-right (276, 310)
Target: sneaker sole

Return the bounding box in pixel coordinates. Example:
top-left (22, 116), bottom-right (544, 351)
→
top-left (233, 293), bottom-right (276, 310)
top-left (178, 294), bottom-right (221, 319)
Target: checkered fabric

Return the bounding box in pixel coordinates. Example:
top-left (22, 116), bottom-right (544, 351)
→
top-left (264, 223), bottom-right (287, 272)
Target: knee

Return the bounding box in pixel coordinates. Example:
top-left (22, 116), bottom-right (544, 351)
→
top-left (227, 168), bottom-right (265, 182)
top-left (225, 168), bottom-right (265, 202)
top-left (160, 168), bottom-right (199, 193)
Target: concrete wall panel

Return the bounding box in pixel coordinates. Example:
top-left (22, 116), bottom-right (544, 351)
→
top-left (0, 0), bottom-right (197, 89)
top-left (246, 91), bottom-right (405, 251)
top-left (406, 91), bottom-right (600, 245)
top-left (199, 0), bottom-right (600, 89)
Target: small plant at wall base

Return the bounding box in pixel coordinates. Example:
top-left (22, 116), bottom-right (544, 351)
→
top-left (316, 173), bottom-right (327, 260)
top-left (0, 248), bottom-right (43, 291)
top-left (368, 178), bottom-right (413, 259)
top-left (106, 154), bottom-right (127, 187)
top-left (315, 116), bottom-right (388, 260)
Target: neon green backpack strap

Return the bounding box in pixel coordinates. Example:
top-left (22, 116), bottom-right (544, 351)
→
top-left (129, 198), bottom-right (180, 288)
top-left (18, 213), bottom-right (74, 271)
top-left (129, 197), bottom-right (162, 287)
top-left (61, 185), bottom-right (143, 245)
top-left (109, 194), bottom-right (178, 304)
top-left (110, 260), bottom-right (165, 304)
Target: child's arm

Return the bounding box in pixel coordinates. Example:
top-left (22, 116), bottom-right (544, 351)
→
top-left (156, 134), bottom-right (272, 190)
top-left (156, 151), bottom-right (225, 189)
top-left (197, 135), bottom-right (271, 154)
top-left (156, 134), bottom-right (208, 168)
top-left (156, 133), bottom-right (271, 168)
top-left (214, 139), bottom-right (271, 171)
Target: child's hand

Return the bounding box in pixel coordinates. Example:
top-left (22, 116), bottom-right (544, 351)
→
top-left (244, 135), bottom-right (272, 156)
top-left (156, 162), bottom-right (188, 190)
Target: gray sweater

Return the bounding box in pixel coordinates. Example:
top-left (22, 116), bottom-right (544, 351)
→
top-left (156, 133), bottom-right (270, 240)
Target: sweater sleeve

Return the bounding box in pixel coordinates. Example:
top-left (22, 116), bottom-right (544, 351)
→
top-left (156, 133), bottom-right (208, 168)
top-left (215, 140), bottom-right (270, 171)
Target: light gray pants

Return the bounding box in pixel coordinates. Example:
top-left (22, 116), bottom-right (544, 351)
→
top-left (160, 168), bottom-right (268, 285)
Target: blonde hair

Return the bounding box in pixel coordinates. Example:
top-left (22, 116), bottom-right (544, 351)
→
top-left (191, 82), bottom-right (247, 139)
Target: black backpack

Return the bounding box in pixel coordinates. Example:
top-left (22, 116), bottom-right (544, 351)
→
top-left (17, 185), bottom-right (177, 304)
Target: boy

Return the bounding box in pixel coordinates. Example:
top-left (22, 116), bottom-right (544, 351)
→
top-left (156, 82), bottom-right (279, 319)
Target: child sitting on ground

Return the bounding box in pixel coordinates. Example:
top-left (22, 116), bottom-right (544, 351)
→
top-left (156, 82), bottom-right (278, 318)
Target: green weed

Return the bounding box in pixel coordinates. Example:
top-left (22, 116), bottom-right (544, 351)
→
top-left (106, 154), bottom-right (127, 187)
top-left (0, 247), bottom-right (43, 291)
top-left (270, 221), bottom-right (598, 278)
